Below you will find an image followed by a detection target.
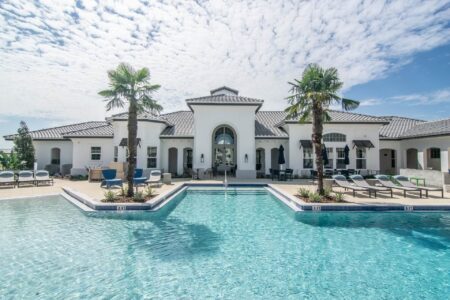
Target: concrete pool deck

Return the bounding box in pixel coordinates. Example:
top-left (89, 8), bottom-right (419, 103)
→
top-left (1, 178), bottom-right (449, 211)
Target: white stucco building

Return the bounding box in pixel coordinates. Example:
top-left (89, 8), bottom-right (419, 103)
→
top-left (4, 87), bottom-right (450, 181)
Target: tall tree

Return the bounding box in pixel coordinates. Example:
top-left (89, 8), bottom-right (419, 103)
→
top-left (13, 121), bottom-right (35, 169)
top-left (286, 64), bottom-right (359, 195)
top-left (99, 63), bottom-right (162, 197)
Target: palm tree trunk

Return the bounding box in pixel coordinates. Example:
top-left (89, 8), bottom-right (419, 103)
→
top-left (127, 102), bottom-right (138, 197)
top-left (312, 101), bottom-right (324, 195)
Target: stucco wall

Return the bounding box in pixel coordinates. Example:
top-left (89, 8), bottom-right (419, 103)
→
top-left (112, 120), bottom-right (165, 170)
top-left (286, 123), bottom-right (383, 176)
top-left (71, 138), bottom-right (114, 175)
top-left (255, 139), bottom-right (289, 175)
top-left (398, 136), bottom-right (450, 172)
top-left (191, 105), bottom-right (257, 177)
top-left (160, 138), bottom-right (194, 175)
top-left (33, 140), bottom-right (73, 170)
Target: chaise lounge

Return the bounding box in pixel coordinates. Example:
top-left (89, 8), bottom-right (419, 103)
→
top-left (350, 175), bottom-right (393, 198)
top-left (35, 170), bottom-right (54, 186)
top-left (375, 175), bottom-right (422, 198)
top-left (394, 175), bottom-right (444, 198)
top-left (0, 171), bottom-right (15, 188)
top-left (17, 171), bottom-right (35, 187)
top-left (332, 175), bottom-right (372, 197)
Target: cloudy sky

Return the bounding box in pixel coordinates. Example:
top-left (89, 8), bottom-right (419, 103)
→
top-left (1, 0), bottom-right (450, 147)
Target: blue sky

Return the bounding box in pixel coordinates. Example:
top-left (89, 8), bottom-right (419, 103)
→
top-left (1, 0), bottom-right (450, 148)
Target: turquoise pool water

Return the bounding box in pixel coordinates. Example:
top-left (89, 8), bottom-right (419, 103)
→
top-left (1, 187), bottom-right (449, 299)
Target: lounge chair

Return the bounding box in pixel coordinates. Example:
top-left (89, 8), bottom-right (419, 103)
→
top-left (332, 175), bottom-right (372, 197)
top-left (394, 175), bottom-right (444, 198)
top-left (375, 175), bottom-right (422, 198)
top-left (100, 169), bottom-right (122, 189)
top-left (350, 175), bottom-right (393, 198)
top-left (35, 170), bottom-right (53, 186)
top-left (0, 171), bottom-right (15, 188)
top-left (146, 170), bottom-right (162, 187)
top-left (133, 168), bottom-right (147, 186)
top-left (17, 171), bottom-right (35, 187)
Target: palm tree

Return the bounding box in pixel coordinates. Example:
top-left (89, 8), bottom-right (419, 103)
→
top-left (99, 63), bottom-right (162, 197)
top-left (286, 64), bottom-right (359, 195)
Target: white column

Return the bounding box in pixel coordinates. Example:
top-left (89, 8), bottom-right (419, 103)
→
top-left (441, 149), bottom-right (449, 173)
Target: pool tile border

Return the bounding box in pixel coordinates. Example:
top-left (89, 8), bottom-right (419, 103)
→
top-left (60, 183), bottom-right (450, 213)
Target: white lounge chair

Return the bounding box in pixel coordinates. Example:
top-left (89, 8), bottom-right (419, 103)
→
top-left (0, 171), bottom-right (15, 188)
top-left (146, 170), bottom-right (162, 187)
top-left (17, 170), bottom-right (35, 187)
top-left (375, 175), bottom-right (422, 198)
top-left (332, 175), bottom-right (371, 197)
top-left (394, 175), bottom-right (444, 198)
top-left (35, 170), bottom-right (54, 186)
top-left (350, 175), bottom-right (393, 198)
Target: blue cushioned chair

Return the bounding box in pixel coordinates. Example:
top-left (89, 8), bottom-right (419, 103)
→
top-left (133, 168), bottom-right (147, 186)
top-left (100, 169), bottom-right (122, 189)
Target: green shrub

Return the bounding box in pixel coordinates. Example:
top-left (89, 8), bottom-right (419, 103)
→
top-left (103, 190), bottom-right (117, 202)
top-left (120, 186), bottom-right (128, 197)
top-left (309, 192), bottom-right (322, 203)
top-left (133, 191), bottom-right (145, 202)
top-left (298, 187), bottom-right (310, 198)
top-left (145, 186), bottom-right (155, 198)
top-left (323, 188), bottom-right (332, 197)
top-left (335, 192), bottom-right (345, 202)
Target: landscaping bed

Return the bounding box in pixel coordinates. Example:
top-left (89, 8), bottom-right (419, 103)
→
top-left (101, 186), bottom-right (157, 203)
top-left (296, 187), bottom-right (346, 203)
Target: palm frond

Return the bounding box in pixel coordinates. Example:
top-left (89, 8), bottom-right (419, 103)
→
top-left (341, 98), bottom-right (360, 111)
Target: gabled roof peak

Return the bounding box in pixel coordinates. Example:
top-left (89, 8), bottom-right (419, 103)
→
top-left (210, 86), bottom-right (239, 96)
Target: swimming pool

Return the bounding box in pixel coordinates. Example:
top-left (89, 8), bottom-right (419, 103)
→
top-left (1, 187), bottom-right (449, 299)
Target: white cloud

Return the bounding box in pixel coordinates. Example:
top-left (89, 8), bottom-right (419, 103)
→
top-left (391, 88), bottom-right (450, 105)
top-left (0, 0), bottom-right (449, 123)
top-left (359, 99), bottom-right (383, 107)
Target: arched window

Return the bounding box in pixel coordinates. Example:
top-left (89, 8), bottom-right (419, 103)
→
top-left (323, 133), bottom-right (346, 142)
top-left (212, 126), bottom-right (236, 167)
top-left (51, 148), bottom-right (60, 165)
top-left (214, 127), bottom-right (234, 145)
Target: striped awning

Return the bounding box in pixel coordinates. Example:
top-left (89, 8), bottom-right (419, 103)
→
top-left (300, 140), bottom-right (312, 148)
top-left (119, 138), bottom-right (141, 147)
top-left (353, 140), bottom-right (374, 148)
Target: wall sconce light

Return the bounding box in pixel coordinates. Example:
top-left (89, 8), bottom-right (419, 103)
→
top-left (244, 154), bottom-right (248, 163)
top-left (200, 153), bottom-right (204, 163)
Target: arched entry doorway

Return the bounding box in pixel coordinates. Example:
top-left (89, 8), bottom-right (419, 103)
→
top-left (51, 148), bottom-right (61, 165)
top-left (212, 125), bottom-right (236, 174)
top-left (271, 148), bottom-right (279, 170)
top-left (406, 148), bottom-right (418, 169)
top-left (168, 147), bottom-right (178, 175)
top-left (183, 147), bottom-right (193, 175)
top-left (256, 148), bottom-right (265, 177)
top-left (380, 149), bottom-right (396, 174)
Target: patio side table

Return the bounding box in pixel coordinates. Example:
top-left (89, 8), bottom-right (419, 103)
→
top-left (409, 177), bottom-right (425, 186)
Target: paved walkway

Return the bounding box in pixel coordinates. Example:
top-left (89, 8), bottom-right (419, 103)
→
top-left (1, 178), bottom-right (449, 206)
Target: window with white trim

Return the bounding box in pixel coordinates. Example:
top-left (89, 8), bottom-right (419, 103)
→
top-left (336, 148), bottom-right (346, 169)
top-left (430, 148), bottom-right (440, 159)
top-left (147, 147), bottom-right (157, 168)
top-left (323, 133), bottom-right (346, 142)
top-left (303, 148), bottom-right (313, 169)
top-left (91, 147), bottom-right (101, 161)
top-left (356, 147), bottom-right (366, 169)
